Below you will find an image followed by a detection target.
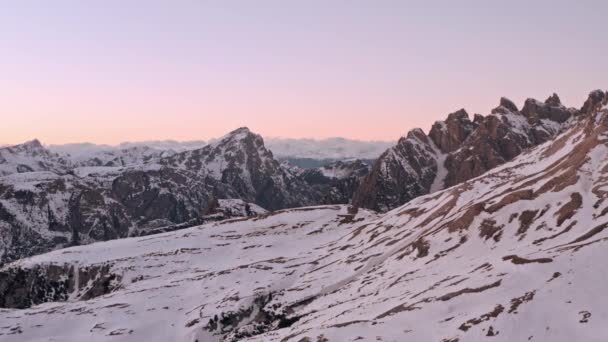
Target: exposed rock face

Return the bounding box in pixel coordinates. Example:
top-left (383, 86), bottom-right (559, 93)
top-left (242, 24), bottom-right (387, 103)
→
top-left (428, 109), bottom-right (477, 153)
top-left (299, 159), bottom-right (371, 205)
top-left (0, 262), bottom-right (119, 309)
top-left (520, 93), bottom-right (573, 123)
top-left (353, 91), bottom-right (602, 212)
top-left (581, 89), bottom-right (607, 115)
top-left (352, 128), bottom-right (439, 212)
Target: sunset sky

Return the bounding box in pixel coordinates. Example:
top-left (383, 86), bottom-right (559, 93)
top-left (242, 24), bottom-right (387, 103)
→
top-left (1, 0), bottom-right (606, 145)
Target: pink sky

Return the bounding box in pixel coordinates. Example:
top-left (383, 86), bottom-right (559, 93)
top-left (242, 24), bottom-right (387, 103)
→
top-left (1, 1), bottom-right (606, 145)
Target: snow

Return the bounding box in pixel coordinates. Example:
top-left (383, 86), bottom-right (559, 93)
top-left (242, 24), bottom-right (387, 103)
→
top-left (429, 141), bottom-right (447, 193)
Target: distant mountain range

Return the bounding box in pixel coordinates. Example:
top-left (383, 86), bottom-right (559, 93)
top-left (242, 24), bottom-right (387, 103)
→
top-left (45, 137), bottom-right (394, 165)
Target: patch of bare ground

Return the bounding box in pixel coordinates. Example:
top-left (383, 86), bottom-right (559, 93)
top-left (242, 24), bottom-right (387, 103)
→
top-left (418, 189), bottom-right (464, 228)
top-left (327, 320), bottom-right (369, 328)
top-left (547, 272), bottom-right (561, 282)
top-left (566, 222), bottom-right (608, 245)
top-left (411, 275), bottom-right (459, 299)
top-left (479, 219), bottom-right (503, 242)
top-left (495, 124), bottom-right (599, 207)
top-left (426, 236), bottom-right (467, 264)
top-left (533, 221), bottom-right (577, 245)
top-left (446, 203), bottom-right (485, 233)
top-left (397, 206), bottom-right (427, 218)
top-left (487, 190), bottom-right (534, 213)
top-left (441, 338), bottom-right (460, 342)
top-left (338, 214), bottom-right (364, 225)
top-left (387, 269), bottom-right (419, 288)
top-left (502, 255), bottom-right (553, 264)
top-left (107, 328), bottom-right (133, 336)
top-left (558, 237), bottom-right (608, 253)
top-left (436, 279), bottom-right (502, 302)
top-left (469, 262), bottom-right (493, 274)
top-left (517, 210), bottom-right (539, 237)
top-left (555, 193), bottom-right (583, 226)
top-left (375, 300), bottom-right (425, 319)
top-left (486, 325), bottom-right (499, 336)
top-left (347, 223), bottom-right (373, 241)
top-left (508, 291), bottom-right (536, 313)
top-left (446, 277), bottom-right (469, 287)
top-left (541, 124), bottom-right (583, 158)
top-left (458, 304), bottom-right (504, 332)
top-left (412, 238), bottom-right (430, 258)
top-left (395, 237), bottom-right (430, 260)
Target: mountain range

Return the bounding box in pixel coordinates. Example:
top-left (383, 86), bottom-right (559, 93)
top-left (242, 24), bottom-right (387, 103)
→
top-left (0, 89), bottom-right (606, 341)
top-left (0, 129), bottom-right (370, 264)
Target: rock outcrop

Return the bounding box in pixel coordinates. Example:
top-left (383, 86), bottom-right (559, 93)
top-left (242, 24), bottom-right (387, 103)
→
top-left (353, 91), bottom-right (602, 212)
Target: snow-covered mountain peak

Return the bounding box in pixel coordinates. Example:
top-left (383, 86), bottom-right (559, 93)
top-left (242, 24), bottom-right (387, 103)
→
top-left (0, 139), bottom-right (69, 176)
top-left (213, 127), bottom-right (257, 145)
top-left (6, 139), bottom-right (48, 156)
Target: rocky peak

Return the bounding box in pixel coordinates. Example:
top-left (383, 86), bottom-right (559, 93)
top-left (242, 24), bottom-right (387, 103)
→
top-left (405, 128), bottom-right (429, 144)
top-left (580, 89), bottom-right (607, 116)
top-left (501, 97), bottom-right (519, 112)
top-left (354, 91), bottom-right (591, 213)
top-left (544, 93), bottom-right (562, 106)
top-left (521, 94), bottom-right (572, 123)
top-left (9, 139), bottom-right (46, 155)
top-left (214, 127), bottom-right (260, 146)
top-left (491, 98), bottom-right (519, 115)
top-left (428, 108), bottom-right (476, 153)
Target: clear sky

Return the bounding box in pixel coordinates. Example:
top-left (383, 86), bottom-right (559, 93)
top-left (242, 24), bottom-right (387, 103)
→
top-left (1, 0), bottom-right (606, 145)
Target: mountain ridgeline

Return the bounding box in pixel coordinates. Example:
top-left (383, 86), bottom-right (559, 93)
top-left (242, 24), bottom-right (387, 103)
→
top-left (352, 92), bottom-right (589, 211)
top-left (0, 90), bottom-right (605, 264)
top-left (0, 89), bottom-right (607, 341)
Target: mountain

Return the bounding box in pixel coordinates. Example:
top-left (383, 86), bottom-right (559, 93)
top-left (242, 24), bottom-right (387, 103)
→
top-left (0, 139), bottom-right (71, 176)
top-left (0, 128), bottom-right (325, 264)
top-left (353, 92), bottom-right (580, 212)
top-left (160, 127), bottom-right (319, 210)
top-left (0, 90), bottom-right (606, 341)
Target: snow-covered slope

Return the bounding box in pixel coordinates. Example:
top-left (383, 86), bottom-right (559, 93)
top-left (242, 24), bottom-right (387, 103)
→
top-left (1, 91), bottom-right (607, 341)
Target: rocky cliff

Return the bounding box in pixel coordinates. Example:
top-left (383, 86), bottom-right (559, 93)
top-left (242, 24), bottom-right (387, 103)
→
top-left (353, 91), bottom-right (588, 212)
